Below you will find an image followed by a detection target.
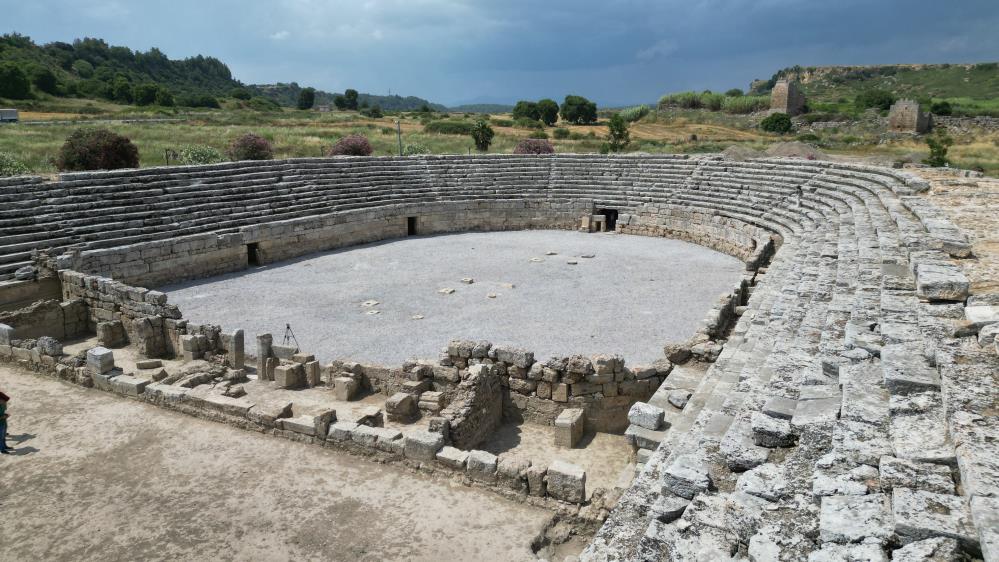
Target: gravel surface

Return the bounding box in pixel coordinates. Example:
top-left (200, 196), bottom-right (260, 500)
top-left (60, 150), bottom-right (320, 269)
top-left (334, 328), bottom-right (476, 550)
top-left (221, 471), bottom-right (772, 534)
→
top-left (164, 230), bottom-right (743, 365)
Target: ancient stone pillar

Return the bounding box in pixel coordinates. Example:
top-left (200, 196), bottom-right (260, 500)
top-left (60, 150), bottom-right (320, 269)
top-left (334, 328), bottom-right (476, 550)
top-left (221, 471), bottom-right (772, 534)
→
top-left (230, 329), bottom-right (245, 369)
top-left (256, 333), bottom-right (272, 378)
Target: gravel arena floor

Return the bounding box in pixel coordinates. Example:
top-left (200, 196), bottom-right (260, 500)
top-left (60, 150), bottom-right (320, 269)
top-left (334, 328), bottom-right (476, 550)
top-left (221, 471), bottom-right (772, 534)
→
top-left (0, 366), bottom-right (554, 562)
top-left (165, 230), bottom-right (744, 365)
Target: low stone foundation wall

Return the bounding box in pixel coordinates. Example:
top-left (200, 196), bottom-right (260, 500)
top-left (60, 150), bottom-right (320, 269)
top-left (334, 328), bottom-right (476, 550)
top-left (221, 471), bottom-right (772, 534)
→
top-left (0, 298), bottom-right (87, 340)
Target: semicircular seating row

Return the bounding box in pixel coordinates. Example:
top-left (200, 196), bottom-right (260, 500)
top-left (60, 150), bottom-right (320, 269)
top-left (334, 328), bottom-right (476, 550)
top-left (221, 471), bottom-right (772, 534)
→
top-left (1, 156), bottom-right (991, 559)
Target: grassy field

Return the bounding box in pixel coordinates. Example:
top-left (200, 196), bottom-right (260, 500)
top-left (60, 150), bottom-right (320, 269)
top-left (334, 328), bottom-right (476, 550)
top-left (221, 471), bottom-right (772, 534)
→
top-left (1, 97), bottom-right (996, 177)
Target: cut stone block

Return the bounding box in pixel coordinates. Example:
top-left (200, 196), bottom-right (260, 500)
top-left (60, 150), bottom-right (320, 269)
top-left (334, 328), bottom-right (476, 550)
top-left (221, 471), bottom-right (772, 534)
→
top-left (281, 415), bottom-right (319, 436)
top-left (720, 418), bottom-right (770, 471)
top-left (327, 421), bottom-right (359, 443)
top-left (467, 450), bottom-right (498, 483)
top-left (736, 463), bottom-right (787, 502)
top-left (546, 460), bottom-right (586, 503)
top-left (882, 344), bottom-right (941, 395)
top-left (819, 494), bottom-right (893, 545)
top-left (554, 408), bottom-right (585, 448)
top-left (247, 401), bottom-right (293, 428)
top-left (916, 263), bottom-right (969, 302)
top-left (435, 446), bottom-right (469, 469)
top-left (892, 488), bottom-right (977, 550)
top-left (891, 537), bottom-right (960, 562)
top-left (0, 324), bottom-right (13, 346)
top-left (878, 456), bottom-right (954, 495)
top-left (762, 396), bottom-right (796, 420)
top-left (403, 430), bottom-right (444, 461)
top-left (110, 374), bottom-right (149, 396)
top-left (628, 402), bottom-right (665, 431)
top-left (136, 359), bottom-right (162, 370)
top-left (373, 428), bottom-right (404, 454)
top-left (751, 412), bottom-right (796, 448)
top-left (971, 497), bottom-right (998, 562)
top-left (497, 455), bottom-right (532, 492)
top-left (807, 544), bottom-right (887, 562)
top-left (662, 454), bottom-right (711, 499)
top-left (291, 352), bottom-right (315, 364)
top-left (274, 364), bottom-right (305, 389)
top-left (86, 346), bottom-right (114, 375)
top-left (625, 425), bottom-right (666, 451)
top-left (304, 361), bottom-right (320, 387)
top-left (791, 397), bottom-right (841, 429)
top-left (526, 464), bottom-right (547, 497)
top-left (385, 392), bottom-right (417, 422)
top-left (333, 377), bottom-right (359, 401)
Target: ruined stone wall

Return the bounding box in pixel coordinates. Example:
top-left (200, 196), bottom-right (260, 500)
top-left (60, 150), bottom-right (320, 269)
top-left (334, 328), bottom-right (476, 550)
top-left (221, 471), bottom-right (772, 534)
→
top-left (888, 99), bottom-right (932, 134)
top-left (0, 298), bottom-right (87, 340)
top-left (770, 80), bottom-right (805, 116)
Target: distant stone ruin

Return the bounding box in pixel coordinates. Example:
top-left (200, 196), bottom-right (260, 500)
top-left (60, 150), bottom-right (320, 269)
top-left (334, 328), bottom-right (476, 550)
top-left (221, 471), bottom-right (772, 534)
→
top-left (769, 79), bottom-right (806, 116)
top-left (888, 99), bottom-right (933, 134)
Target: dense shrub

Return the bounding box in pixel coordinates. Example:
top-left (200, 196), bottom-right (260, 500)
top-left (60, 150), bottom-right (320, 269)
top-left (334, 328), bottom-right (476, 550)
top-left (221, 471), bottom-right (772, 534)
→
top-left (605, 113), bottom-right (630, 152)
top-left (560, 95), bottom-right (598, 124)
top-left (56, 128), bottom-right (139, 171)
top-left (538, 99), bottom-right (559, 126)
top-left (528, 130), bottom-right (548, 139)
top-left (133, 83), bottom-right (159, 106)
top-left (925, 131), bottom-right (953, 167)
top-left (855, 89), bottom-right (895, 111)
top-left (0, 63), bottom-right (31, 99)
top-left (155, 89), bottom-right (175, 107)
top-left (722, 95), bottom-right (769, 114)
top-left (72, 59), bottom-right (94, 78)
top-left (618, 105), bottom-right (650, 122)
top-left (328, 134), bottom-right (373, 156)
top-left (760, 112), bottom-right (793, 134)
top-left (569, 132), bottom-right (585, 140)
top-left (247, 96), bottom-right (279, 111)
top-left (403, 143), bottom-right (430, 155)
top-left (0, 152), bottom-right (30, 177)
top-left (930, 100), bottom-right (953, 116)
top-left (512, 101), bottom-right (540, 121)
top-left (297, 87), bottom-right (316, 110)
top-left (179, 145), bottom-right (224, 165)
top-left (491, 118), bottom-right (514, 127)
top-left (552, 127), bottom-right (571, 139)
top-left (360, 104), bottom-right (383, 118)
top-left (227, 133), bottom-right (273, 161)
top-left (513, 117), bottom-right (543, 129)
top-left (177, 94), bottom-right (221, 108)
top-left (470, 119), bottom-right (495, 151)
top-left (796, 133), bottom-right (821, 143)
top-left (230, 88), bottom-right (252, 100)
top-left (425, 120), bottom-right (475, 135)
top-left (513, 138), bottom-right (555, 154)
top-left (725, 88), bottom-right (744, 97)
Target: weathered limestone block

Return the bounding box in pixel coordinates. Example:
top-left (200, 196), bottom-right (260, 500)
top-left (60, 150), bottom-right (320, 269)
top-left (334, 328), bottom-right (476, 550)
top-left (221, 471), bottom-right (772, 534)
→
top-left (467, 450), bottom-right (498, 483)
top-left (274, 363), bottom-right (305, 389)
top-left (554, 408), bottom-right (585, 448)
top-left (304, 361), bottom-right (320, 387)
top-left (333, 376), bottom-right (359, 400)
top-left (110, 374), bottom-right (149, 396)
top-left (663, 454), bottom-right (712, 499)
top-left (435, 446), bottom-right (469, 469)
top-left (132, 316), bottom-right (167, 358)
top-left (546, 460), bottom-right (586, 503)
top-left (494, 345), bottom-right (534, 368)
top-left (247, 401), bottom-right (293, 428)
top-left (35, 336), bottom-right (62, 356)
top-left (915, 263), bottom-right (969, 302)
top-left (879, 456), bottom-right (954, 495)
top-left (971, 497), bottom-right (998, 562)
top-left (497, 454), bottom-right (532, 493)
top-left (526, 464), bottom-right (547, 497)
top-left (751, 412), bottom-right (796, 448)
top-left (86, 346), bottom-right (114, 374)
top-left (891, 537), bottom-right (960, 562)
top-left (385, 392), bottom-right (417, 422)
top-left (892, 488), bottom-right (977, 550)
top-left (819, 494), bottom-right (892, 545)
top-left (373, 427), bottom-right (404, 455)
top-left (227, 329), bottom-right (245, 369)
top-left (628, 402), bottom-right (665, 431)
top-left (807, 544), bottom-right (887, 561)
top-left (0, 324), bottom-right (13, 346)
top-left (96, 320), bottom-right (127, 348)
top-left (327, 421), bottom-right (358, 443)
top-left (403, 430), bottom-right (444, 461)
top-left (762, 396), bottom-right (796, 420)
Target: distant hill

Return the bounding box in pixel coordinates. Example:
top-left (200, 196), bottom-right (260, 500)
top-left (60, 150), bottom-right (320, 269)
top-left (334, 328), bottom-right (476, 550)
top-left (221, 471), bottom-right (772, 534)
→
top-left (250, 83), bottom-right (446, 111)
top-left (448, 103), bottom-right (514, 114)
top-left (751, 63), bottom-right (999, 101)
top-left (0, 33), bottom-right (241, 105)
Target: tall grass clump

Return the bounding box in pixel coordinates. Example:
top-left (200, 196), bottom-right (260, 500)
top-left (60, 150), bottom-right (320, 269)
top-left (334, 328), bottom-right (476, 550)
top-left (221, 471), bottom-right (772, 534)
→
top-left (722, 95), bottom-right (770, 114)
top-left (618, 105), bottom-right (650, 122)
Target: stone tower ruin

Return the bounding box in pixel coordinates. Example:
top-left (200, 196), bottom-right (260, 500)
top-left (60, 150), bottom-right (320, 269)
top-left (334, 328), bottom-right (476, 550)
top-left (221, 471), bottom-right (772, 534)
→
top-left (770, 79), bottom-right (805, 116)
top-left (888, 99), bottom-right (932, 134)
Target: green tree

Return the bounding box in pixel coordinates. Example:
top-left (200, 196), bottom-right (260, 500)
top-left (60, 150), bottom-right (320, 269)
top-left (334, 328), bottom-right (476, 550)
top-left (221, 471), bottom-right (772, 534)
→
top-left (344, 89), bottom-right (359, 110)
top-left (297, 87), bottom-right (316, 110)
top-left (111, 75), bottom-right (133, 103)
top-left (605, 113), bottom-right (630, 152)
top-left (560, 95), bottom-right (597, 124)
top-left (72, 59), bottom-right (94, 78)
top-left (725, 88), bottom-right (744, 97)
top-left (925, 131), bottom-right (953, 167)
top-left (230, 87), bottom-right (252, 100)
top-left (760, 112), bottom-right (793, 134)
top-left (512, 101), bottom-right (541, 121)
top-left (28, 65), bottom-right (58, 94)
top-left (155, 88), bottom-right (175, 107)
top-left (333, 95), bottom-right (347, 110)
top-left (470, 119), bottom-right (495, 151)
top-left (0, 63), bottom-right (31, 99)
top-left (537, 98), bottom-right (559, 126)
top-left (133, 83), bottom-right (159, 105)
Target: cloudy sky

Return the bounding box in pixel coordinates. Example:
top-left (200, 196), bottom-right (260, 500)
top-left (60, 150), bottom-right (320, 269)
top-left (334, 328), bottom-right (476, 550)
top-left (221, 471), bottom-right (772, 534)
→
top-left (4, 0), bottom-right (999, 106)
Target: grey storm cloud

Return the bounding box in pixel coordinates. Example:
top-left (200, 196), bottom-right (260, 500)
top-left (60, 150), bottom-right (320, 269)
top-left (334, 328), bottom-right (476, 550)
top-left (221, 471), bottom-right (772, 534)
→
top-left (3, 0), bottom-right (998, 106)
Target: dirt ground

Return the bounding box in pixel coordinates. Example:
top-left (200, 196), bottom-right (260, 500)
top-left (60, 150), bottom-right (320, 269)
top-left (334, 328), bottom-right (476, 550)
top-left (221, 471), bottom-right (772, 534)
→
top-left (0, 365), bottom-right (556, 562)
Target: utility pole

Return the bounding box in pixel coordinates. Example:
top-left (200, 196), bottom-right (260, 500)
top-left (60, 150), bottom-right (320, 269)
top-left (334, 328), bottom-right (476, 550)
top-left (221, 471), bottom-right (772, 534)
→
top-left (396, 119), bottom-right (403, 156)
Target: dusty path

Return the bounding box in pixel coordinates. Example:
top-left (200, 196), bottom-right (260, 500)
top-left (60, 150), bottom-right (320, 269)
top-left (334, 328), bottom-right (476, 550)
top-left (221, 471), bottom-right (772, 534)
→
top-left (0, 366), bottom-right (552, 562)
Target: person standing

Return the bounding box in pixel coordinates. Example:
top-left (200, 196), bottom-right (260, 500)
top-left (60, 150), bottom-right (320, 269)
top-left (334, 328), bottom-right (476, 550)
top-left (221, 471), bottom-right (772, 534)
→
top-left (0, 391), bottom-right (9, 454)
